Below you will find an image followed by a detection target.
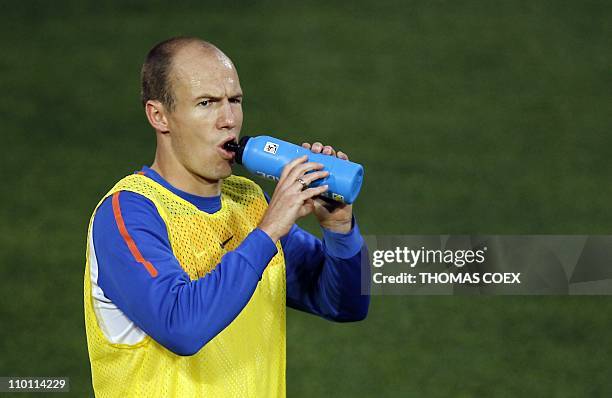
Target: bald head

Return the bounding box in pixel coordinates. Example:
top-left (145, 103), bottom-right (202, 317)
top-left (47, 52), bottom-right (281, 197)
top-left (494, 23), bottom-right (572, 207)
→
top-left (140, 37), bottom-right (233, 111)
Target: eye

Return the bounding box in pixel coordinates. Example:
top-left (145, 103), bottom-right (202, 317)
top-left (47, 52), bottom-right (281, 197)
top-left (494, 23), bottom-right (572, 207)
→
top-left (198, 100), bottom-right (210, 107)
top-left (230, 97), bottom-right (242, 104)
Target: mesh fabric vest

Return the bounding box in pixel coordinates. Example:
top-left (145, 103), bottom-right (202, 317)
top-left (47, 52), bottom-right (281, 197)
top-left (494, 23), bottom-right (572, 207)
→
top-left (84, 174), bottom-right (286, 397)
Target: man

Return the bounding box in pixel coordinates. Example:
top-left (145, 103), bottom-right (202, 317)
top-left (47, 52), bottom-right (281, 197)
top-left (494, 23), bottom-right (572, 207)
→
top-left (84, 37), bottom-right (369, 397)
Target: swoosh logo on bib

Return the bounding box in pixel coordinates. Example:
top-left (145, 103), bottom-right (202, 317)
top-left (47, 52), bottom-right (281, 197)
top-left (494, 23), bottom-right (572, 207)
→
top-left (195, 236), bottom-right (235, 259)
top-left (220, 235), bottom-right (234, 249)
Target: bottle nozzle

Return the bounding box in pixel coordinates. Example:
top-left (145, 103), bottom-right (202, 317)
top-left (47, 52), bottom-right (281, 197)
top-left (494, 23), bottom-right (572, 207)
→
top-left (223, 136), bottom-right (251, 165)
top-left (223, 140), bottom-right (240, 153)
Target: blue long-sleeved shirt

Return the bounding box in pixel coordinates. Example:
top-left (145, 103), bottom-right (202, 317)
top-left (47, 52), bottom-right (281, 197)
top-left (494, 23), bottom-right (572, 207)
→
top-left (91, 166), bottom-right (369, 356)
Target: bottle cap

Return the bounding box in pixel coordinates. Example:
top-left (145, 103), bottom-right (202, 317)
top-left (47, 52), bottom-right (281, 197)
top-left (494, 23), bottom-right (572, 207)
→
top-left (235, 136), bottom-right (251, 165)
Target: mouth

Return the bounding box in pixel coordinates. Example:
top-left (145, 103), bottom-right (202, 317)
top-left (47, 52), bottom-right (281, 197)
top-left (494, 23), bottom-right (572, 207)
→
top-left (218, 135), bottom-right (237, 161)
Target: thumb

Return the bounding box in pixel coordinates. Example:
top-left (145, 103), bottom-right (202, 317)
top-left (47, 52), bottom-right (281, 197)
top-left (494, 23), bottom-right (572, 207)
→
top-left (300, 199), bottom-right (316, 217)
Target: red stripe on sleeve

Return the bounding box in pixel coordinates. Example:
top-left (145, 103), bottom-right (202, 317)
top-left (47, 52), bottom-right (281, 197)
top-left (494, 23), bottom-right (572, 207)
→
top-left (111, 191), bottom-right (159, 278)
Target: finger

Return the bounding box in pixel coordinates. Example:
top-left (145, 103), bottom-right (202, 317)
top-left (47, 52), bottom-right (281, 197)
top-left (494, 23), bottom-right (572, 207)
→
top-left (286, 161), bottom-right (324, 182)
top-left (280, 155), bottom-right (308, 180)
top-left (300, 170), bottom-right (329, 185)
top-left (322, 145), bottom-right (335, 156)
top-left (298, 198), bottom-right (316, 217)
top-left (319, 197), bottom-right (342, 213)
top-left (337, 151), bottom-right (349, 161)
top-left (311, 142), bottom-right (323, 153)
top-left (291, 176), bottom-right (310, 192)
top-left (300, 184), bottom-right (329, 200)
top-left (301, 143), bottom-right (311, 149)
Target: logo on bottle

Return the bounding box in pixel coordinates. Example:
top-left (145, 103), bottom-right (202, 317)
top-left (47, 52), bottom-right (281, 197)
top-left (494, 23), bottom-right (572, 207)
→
top-left (263, 142), bottom-right (279, 155)
top-left (256, 171), bottom-right (280, 182)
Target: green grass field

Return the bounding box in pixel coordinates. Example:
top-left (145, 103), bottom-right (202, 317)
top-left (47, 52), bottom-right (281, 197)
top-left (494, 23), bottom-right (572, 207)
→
top-left (1, 1), bottom-right (611, 396)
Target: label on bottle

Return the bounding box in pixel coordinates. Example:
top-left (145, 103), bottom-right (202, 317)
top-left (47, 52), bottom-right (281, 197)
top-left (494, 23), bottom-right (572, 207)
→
top-left (263, 142), bottom-right (279, 155)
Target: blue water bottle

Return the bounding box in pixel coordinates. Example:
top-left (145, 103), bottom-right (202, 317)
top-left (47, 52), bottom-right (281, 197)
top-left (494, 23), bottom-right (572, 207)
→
top-left (225, 135), bottom-right (364, 204)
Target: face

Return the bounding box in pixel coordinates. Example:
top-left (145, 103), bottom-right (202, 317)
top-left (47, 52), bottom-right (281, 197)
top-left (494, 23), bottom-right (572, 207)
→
top-left (163, 44), bottom-right (243, 182)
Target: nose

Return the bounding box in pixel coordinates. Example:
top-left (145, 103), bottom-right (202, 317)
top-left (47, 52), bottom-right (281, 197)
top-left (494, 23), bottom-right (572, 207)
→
top-left (216, 99), bottom-right (236, 131)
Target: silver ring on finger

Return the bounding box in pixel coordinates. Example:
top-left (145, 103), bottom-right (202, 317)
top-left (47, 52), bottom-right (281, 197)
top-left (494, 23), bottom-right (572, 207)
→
top-left (296, 177), bottom-right (308, 191)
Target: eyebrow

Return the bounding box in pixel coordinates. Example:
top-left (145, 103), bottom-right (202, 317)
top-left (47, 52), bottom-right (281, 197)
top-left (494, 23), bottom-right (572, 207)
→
top-left (194, 93), bottom-right (243, 101)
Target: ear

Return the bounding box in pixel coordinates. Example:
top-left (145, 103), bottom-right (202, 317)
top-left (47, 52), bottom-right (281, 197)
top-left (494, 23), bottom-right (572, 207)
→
top-left (144, 100), bottom-right (170, 133)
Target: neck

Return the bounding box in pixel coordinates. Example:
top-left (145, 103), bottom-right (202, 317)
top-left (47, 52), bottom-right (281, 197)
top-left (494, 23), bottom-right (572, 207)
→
top-left (151, 148), bottom-right (221, 198)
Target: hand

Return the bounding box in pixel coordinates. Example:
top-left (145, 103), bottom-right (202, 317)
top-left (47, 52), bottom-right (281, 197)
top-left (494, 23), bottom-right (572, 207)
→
top-left (301, 142), bottom-right (353, 234)
top-left (259, 155), bottom-right (330, 242)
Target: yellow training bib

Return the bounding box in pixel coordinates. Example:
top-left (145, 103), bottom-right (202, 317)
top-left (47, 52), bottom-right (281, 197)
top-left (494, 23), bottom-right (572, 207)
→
top-left (84, 174), bottom-right (286, 397)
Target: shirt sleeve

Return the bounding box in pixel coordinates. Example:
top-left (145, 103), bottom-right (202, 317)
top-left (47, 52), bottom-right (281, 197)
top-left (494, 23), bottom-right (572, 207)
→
top-left (281, 219), bottom-right (370, 322)
top-left (92, 191), bottom-right (278, 356)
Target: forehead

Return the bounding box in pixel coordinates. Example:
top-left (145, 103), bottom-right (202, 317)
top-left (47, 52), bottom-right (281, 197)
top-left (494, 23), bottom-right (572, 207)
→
top-left (170, 44), bottom-right (241, 98)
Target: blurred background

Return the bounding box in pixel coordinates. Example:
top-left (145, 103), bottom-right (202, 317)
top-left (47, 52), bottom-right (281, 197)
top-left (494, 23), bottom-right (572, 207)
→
top-left (1, 0), bottom-right (611, 396)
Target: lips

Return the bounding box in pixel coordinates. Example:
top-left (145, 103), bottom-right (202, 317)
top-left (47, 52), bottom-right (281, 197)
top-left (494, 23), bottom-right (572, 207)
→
top-left (218, 135), bottom-right (237, 160)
